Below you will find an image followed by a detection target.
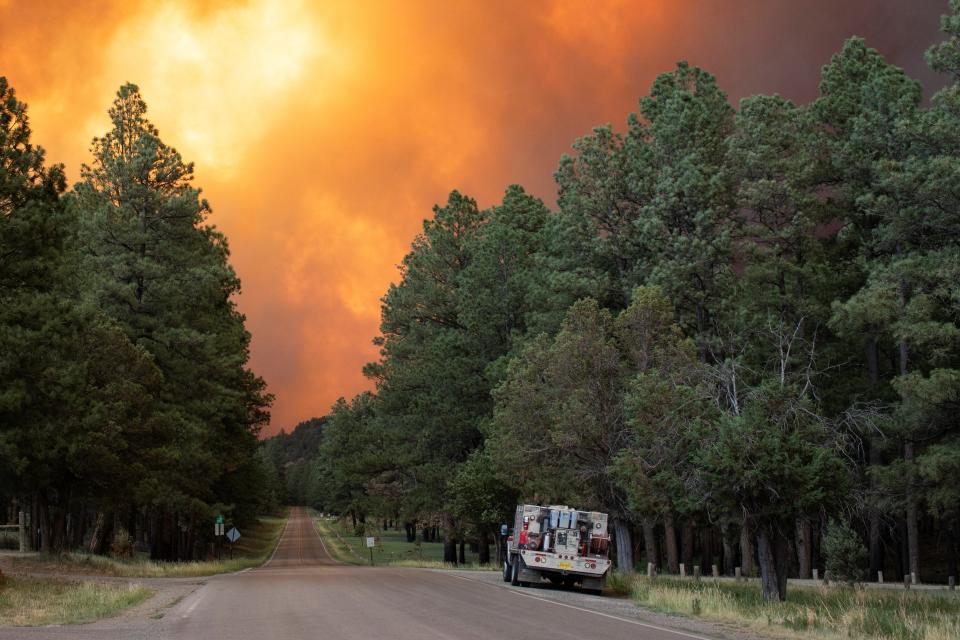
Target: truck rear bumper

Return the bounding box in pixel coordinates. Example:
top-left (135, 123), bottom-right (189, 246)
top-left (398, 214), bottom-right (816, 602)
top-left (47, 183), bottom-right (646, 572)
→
top-left (517, 550), bottom-right (609, 579)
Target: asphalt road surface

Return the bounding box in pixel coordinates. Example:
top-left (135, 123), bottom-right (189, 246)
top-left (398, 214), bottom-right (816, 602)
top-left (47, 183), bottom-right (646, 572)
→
top-left (1, 508), bottom-right (717, 640)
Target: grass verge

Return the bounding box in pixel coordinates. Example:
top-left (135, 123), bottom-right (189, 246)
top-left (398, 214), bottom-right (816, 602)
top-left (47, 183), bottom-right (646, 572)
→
top-left (312, 516), bottom-right (497, 571)
top-left (612, 572), bottom-right (960, 640)
top-left (6, 513), bottom-right (287, 578)
top-left (0, 575), bottom-right (151, 626)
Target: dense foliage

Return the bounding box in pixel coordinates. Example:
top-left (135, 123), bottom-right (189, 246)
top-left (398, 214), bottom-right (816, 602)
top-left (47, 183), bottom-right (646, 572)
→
top-left (0, 82), bottom-right (272, 559)
top-left (283, 3), bottom-right (960, 602)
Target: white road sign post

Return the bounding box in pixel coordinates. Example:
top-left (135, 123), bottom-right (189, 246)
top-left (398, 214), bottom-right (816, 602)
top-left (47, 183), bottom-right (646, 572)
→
top-left (366, 536), bottom-right (376, 565)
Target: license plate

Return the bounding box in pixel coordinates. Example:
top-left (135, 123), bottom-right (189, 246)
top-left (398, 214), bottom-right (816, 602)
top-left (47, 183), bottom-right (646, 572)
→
top-left (559, 561), bottom-right (572, 570)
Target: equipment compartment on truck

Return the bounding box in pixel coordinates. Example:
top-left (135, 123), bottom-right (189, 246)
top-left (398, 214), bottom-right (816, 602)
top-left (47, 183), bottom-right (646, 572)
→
top-left (503, 504), bottom-right (610, 594)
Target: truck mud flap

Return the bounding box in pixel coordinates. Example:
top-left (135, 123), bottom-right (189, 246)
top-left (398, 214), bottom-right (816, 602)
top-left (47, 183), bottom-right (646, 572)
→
top-left (517, 565), bottom-right (541, 585)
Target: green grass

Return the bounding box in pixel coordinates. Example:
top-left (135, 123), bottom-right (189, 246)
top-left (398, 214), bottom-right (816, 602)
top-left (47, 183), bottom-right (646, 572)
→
top-left (6, 514), bottom-right (287, 578)
top-left (0, 574), bottom-right (152, 626)
top-left (313, 516), bottom-right (496, 571)
top-left (613, 573), bottom-right (960, 640)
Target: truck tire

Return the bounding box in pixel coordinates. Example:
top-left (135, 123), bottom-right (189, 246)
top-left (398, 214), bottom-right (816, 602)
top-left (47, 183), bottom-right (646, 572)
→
top-left (511, 556), bottom-right (521, 586)
top-left (502, 557), bottom-right (512, 582)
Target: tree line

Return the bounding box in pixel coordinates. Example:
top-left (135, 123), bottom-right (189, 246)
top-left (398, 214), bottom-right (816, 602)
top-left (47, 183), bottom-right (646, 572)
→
top-left (281, 3), bottom-right (960, 602)
top-left (0, 81), bottom-right (273, 559)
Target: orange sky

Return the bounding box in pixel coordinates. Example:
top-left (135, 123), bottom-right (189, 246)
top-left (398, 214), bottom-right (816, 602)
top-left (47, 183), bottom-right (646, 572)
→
top-left (0, 0), bottom-right (946, 435)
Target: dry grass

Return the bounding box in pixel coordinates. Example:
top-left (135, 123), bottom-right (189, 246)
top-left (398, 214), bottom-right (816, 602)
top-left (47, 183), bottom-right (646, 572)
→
top-left (0, 575), bottom-right (151, 626)
top-left (7, 515), bottom-right (286, 578)
top-left (612, 572), bottom-right (960, 640)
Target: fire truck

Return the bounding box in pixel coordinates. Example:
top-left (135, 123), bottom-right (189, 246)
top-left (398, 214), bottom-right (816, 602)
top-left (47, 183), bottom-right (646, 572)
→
top-left (502, 504), bottom-right (611, 594)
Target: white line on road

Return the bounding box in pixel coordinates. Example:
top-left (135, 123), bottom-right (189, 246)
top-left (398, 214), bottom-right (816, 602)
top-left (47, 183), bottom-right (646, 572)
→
top-left (265, 517), bottom-right (290, 566)
top-left (312, 517), bottom-right (339, 564)
top-left (180, 589), bottom-right (207, 619)
top-left (444, 574), bottom-right (715, 640)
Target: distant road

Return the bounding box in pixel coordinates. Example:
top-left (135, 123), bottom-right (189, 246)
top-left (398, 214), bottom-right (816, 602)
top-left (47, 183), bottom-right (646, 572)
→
top-left (2, 507), bottom-right (715, 640)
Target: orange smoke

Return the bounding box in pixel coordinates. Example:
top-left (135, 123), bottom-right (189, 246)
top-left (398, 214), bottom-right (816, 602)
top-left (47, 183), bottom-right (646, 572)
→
top-left (0, 0), bottom-right (944, 434)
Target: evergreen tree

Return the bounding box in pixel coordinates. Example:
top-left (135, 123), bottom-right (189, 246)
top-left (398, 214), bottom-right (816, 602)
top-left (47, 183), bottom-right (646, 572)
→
top-left (75, 84), bottom-right (270, 559)
top-left (365, 191), bottom-right (487, 562)
top-left (634, 62), bottom-right (737, 359)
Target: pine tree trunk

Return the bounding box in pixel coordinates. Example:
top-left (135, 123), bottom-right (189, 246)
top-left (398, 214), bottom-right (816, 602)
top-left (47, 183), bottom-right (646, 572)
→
top-left (69, 507), bottom-right (85, 549)
top-left (29, 495), bottom-right (39, 551)
top-left (37, 494), bottom-right (51, 554)
top-left (866, 336), bottom-right (884, 581)
top-left (442, 513), bottom-right (457, 564)
top-left (88, 511), bottom-right (114, 555)
top-left (663, 513), bottom-right (679, 574)
top-left (681, 520), bottom-right (696, 568)
top-left (458, 538), bottom-right (466, 565)
top-left (722, 524), bottom-right (736, 576)
top-left (740, 520), bottom-right (754, 577)
top-left (478, 530), bottom-right (490, 565)
top-left (641, 518), bottom-right (658, 571)
top-left (612, 516), bottom-right (635, 573)
top-left (150, 510), bottom-right (175, 561)
top-left (795, 517), bottom-right (812, 579)
top-left (700, 525), bottom-right (713, 574)
top-left (896, 519), bottom-right (907, 580)
top-left (896, 259), bottom-right (920, 583)
top-left (756, 525), bottom-right (789, 602)
top-left (52, 510), bottom-right (67, 554)
top-left (904, 440), bottom-right (920, 582)
top-left (136, 511), bottom-right (147, 550)
top-left (947, 520), bottom-right (958, 581)
top-left (867, 442), bottom-right (884, 580)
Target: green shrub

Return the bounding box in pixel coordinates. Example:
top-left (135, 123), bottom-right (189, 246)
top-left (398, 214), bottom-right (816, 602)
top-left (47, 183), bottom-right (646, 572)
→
top-left (823, 519), bottom-right (867, 585)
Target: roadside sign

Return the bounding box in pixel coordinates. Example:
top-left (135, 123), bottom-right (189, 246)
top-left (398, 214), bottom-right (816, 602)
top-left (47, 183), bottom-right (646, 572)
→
top-left (216, 514), bottom-right (224, 525)
top-left (215, 523), bottom-right (224, 536)
top-left (227, 527), bottom-right (241, 543)
top-left (366, 537), bottom-right (376, 548)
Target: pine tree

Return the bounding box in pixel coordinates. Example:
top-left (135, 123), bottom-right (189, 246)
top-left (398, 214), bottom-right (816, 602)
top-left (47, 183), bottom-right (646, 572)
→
top-left (75, 84), bottom-right (270, 559)
top-left (366, 191), bottom-right (487, 562)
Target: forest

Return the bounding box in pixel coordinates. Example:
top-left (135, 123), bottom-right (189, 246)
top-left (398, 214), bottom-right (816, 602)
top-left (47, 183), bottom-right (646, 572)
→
top-left (267, 3), bottom-right (960, 602)
top-left (0, 81), bottom-right (274, 560)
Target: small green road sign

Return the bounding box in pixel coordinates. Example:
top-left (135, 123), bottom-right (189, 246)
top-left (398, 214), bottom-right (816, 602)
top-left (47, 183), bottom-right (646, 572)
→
top-left (216, 515), bottom-right (225, 524)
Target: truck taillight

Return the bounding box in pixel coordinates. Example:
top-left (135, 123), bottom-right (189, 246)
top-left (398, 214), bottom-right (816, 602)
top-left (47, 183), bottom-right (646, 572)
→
top-left (523, 522), bottom-right (529, 531)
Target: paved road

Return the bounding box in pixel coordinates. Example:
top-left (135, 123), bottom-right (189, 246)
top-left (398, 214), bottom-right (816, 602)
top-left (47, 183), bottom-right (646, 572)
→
top-left (1, 508), bottom-right (717, 640)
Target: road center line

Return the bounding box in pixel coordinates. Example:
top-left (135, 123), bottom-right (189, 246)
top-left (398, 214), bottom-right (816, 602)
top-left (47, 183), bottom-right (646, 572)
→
top-left (443, 573), bottom-right (715, 640)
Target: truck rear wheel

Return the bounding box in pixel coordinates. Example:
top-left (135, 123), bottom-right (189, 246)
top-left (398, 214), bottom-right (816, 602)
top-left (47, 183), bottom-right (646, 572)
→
top-left (502, 557), bottom-right (512, 582)
top-left (510, 556), bottom-right (520, 586)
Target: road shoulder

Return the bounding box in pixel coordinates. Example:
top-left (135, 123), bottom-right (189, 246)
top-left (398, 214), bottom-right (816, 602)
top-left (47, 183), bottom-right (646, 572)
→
top-left (441, 569), bottom-right (767, 640)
